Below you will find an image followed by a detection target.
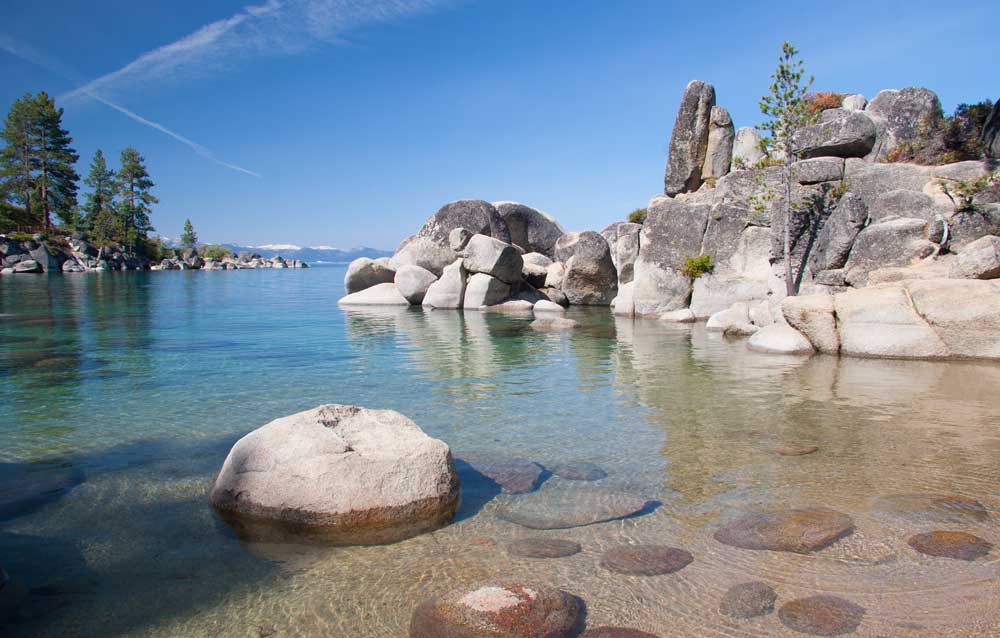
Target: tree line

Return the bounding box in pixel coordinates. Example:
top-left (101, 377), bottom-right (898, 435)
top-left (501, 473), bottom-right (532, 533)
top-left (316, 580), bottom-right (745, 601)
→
top-left (0, 91), bottom-right (157, 253)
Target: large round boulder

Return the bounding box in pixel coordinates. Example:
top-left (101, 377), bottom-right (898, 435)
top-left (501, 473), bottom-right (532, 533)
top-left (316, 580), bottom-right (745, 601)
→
top-left (344, 257), bottom-right (396, 294)
top-left (553, 232), bottom-right (617, 305)
top-left (418, 199), bottom-right (511, 244)
top-left (210, 405), bottom-right (459, 545)
top-left (410, 581), bottom-right (582, 638)
top-left (493, 202), bottom-right (564, 259)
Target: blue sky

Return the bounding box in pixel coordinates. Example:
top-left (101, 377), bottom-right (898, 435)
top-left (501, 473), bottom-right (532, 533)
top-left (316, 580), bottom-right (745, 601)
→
top-left (1, 0), bottom-right (996, 249)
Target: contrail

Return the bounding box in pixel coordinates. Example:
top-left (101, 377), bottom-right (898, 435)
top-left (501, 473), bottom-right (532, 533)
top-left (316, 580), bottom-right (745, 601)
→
top-left (0, 36), bottom-right (260, 177)
top-left (60, 0), bottom-right (441, 103)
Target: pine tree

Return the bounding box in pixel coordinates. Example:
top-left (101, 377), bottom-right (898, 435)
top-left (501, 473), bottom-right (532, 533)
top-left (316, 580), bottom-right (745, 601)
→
top-left (180, 218), bottom-right (198, 248)
top-left (83, 149), bottom-right (116, 233)
top-left (115, 147), bottom-right (157, 252)
top-left (0, 94), bottom-right (38, 228)
top-left (757, 42), bottom-right (818, 296)
top-left (32, 92), bottom-right (79, 230)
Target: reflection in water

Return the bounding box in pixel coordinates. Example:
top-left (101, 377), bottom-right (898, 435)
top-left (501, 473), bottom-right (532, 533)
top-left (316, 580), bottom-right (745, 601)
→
top-left (1, 267), bottom-right (1000, 637)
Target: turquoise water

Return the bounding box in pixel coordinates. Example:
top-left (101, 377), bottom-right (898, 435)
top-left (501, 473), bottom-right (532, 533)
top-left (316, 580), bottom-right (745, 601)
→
top-left (2, 266), bottom-right (1000, 637)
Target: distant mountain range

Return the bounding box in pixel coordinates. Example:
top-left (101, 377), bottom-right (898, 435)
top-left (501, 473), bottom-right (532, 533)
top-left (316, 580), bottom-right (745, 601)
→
top-left (159, 237), bottom-right (392, 263)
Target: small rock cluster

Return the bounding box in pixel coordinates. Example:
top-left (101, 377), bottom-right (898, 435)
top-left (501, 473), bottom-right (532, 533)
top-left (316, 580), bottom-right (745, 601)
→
top-left (0, 233), bottom-right (309, 274)
top-left (0, 233), bottom-right (146, 274)
top-left (338, 199), bottom-right (618, 324)
top-left (150, 249), bottom-right (308, 271)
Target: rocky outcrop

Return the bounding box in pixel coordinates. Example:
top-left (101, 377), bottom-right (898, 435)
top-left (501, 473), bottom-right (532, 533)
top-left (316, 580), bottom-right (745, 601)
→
top-left (809, 192), bottom-right (868, 273)
top-left (211, 405), bottom-right (459, 544)
top-left (554, 231), bottom-right (618, 305)
top-left (702, 106), bottom-right (735, 181)
top-left (416, 199), bottom-right (511, 245)
top-left (865, 87), bottom-right (943, 160)
top-left (664, 80), bottom-right (716, 195)
top-left (783, 279), bottom-right (1000, 360)
top-left (633, 198), bottom-right (709, 315)
top-left (493, 202), bottom-right (563, 258)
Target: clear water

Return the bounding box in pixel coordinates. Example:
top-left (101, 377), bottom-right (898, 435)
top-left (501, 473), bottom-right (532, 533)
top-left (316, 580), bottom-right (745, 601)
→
top-left (1, 266), bottom-right (999, 637)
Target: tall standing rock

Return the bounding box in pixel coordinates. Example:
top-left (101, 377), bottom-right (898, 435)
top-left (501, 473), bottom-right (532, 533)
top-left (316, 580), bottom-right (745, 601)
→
top-left (731, 127), bottom-right (765, 170)
top-left (664, 80), bottom-right (716, 196)
top-left (981, 100), bottom-right (1000, 159)
top-left (703, 106), bottom-right (735, 181)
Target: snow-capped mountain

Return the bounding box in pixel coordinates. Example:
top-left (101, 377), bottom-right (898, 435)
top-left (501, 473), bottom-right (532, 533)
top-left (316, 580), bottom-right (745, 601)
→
top-left (224, 243), bottom-right (392, 263)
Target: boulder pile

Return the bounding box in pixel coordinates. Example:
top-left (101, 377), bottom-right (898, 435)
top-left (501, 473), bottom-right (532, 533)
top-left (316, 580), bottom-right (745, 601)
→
top-left (339, 199), bottom-right (618, 316)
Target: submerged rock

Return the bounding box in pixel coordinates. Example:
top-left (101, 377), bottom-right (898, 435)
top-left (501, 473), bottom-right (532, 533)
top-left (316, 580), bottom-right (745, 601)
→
top-left (872, 494), bottom-right (989, 524)
top-left (719, 582), bottom-right (776, 619)
top-left (210, 405), bottom-right (459, 545)
top-left (778, 595), bottom-right (865, 636)
top-left (460, 455), bottom-right (544, 494)
top-left (530, 317), bottom-right (579, 332)
top-left (908, 531), bottom-right (992, 561)
top-left (507, 538), bottom-right (581, 559)
top-left (409, 581), bottom-right (582, 638)
top-left (599, 545), bottom-right (693, 576)
top-left (774, 444), bottom-right (819, 457)
top-left (551, 463), bottom-right (607, 481)
top-left (498, 487), bottom-right (652, 530)
top-left (714, 508), bottom-right (854, 553)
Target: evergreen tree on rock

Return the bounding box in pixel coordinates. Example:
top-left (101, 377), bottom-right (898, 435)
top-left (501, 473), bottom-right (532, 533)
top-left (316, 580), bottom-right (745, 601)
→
top-left (115, 147), bottom-right (157, 252)
top-left (180, 219), bottom-right (198, 248)
top-left (33, 92), bottom-right (79, 230)
top-left (0, 94), bottom-right (39, 228)
top-left (83, 149), bottom-right (116, 234)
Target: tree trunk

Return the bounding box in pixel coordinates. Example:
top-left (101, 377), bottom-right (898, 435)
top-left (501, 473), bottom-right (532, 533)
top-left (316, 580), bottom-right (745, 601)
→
top-left (783, 158), bottom-right (794, 296)
top-left (40, 163), bottom-right (49, 232)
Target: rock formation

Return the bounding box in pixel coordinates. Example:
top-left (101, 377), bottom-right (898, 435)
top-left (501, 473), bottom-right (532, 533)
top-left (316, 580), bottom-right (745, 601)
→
top-left (664, 80), bottom-right (716, 196)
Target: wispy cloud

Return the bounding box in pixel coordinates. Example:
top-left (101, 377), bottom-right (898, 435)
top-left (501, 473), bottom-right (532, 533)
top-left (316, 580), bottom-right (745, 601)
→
top-left (0, 35), bottom-right (260, 177)
top-left (3, 0), bottom-right (440, 176)
top-left (61, 0), bottom-right (440, 103)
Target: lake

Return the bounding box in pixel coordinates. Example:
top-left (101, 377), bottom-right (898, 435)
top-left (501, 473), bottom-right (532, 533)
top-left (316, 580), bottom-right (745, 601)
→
top-left (2, 265), bottom-right (999, 637)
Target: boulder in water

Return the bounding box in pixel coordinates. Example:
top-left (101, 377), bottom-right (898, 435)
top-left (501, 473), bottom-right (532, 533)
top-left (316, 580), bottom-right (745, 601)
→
top-left (210, 404), bottom-right (459, 545)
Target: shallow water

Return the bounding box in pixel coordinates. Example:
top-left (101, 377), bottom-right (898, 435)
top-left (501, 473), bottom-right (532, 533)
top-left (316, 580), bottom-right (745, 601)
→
top-left (1, 266), bottom-right (999, 637)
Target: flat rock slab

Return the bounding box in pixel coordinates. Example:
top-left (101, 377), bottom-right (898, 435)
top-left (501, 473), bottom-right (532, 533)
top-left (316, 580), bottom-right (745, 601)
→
top-left (600, 545), bottom-right (693, 576)
top-left (551, 463), bottom-right (607, 481)
top-left (778, 595), bottom-right (865, 636)
top-left (498, 488), bottom-right (652, 530)
top-left (908, 531), bottom-right (992, 560)
top-left (507, 538), bottom-right (581, 559)
top-left (719, 581), bottom-right (776, 618)
top-left (409, 581), bottom-right (581, 638)
top-left (714, 508), bottom-right (854, 553)
top-left (581, 628), bottom-right (659, 638)
top-left (460, 455), bottom-right (545, 494)
top-left (872, 494), bottom-right (989, 524)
